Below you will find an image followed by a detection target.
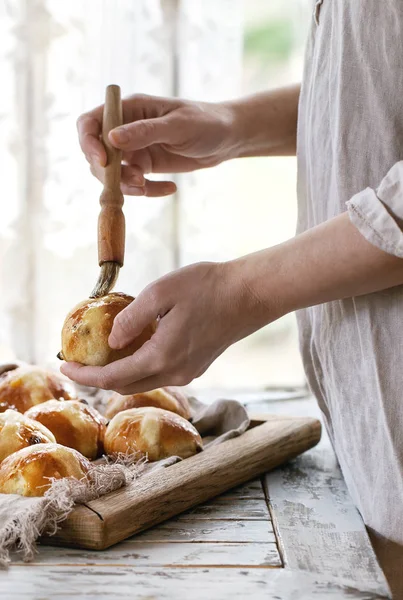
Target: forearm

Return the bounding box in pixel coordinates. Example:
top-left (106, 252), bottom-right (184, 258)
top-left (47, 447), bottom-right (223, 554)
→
top-left (233, 212), bottom-right (403, 326)
top-left (63, 211), bottom-right (403, 394)
top-left (224, 84), bottom-right (300, 159)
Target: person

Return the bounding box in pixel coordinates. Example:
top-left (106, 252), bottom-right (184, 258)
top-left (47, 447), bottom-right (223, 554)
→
top-left (63, 2), bottom-right (403, 594)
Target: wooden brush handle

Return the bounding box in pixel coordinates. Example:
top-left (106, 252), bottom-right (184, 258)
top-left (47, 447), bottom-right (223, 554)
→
top-left (98, 84), bottom-right (125, 266)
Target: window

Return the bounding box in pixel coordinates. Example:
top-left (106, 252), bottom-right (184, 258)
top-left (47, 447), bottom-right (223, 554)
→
top-left (0, 0), bottom-right (311, 390)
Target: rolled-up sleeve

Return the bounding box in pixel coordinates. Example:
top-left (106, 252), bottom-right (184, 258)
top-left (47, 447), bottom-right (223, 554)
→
top-left (346, 161), bottom-right (403, 258)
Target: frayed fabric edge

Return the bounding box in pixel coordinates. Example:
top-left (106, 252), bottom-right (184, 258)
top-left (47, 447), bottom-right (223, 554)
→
top-left (0, 455), bottom-right (147, 568)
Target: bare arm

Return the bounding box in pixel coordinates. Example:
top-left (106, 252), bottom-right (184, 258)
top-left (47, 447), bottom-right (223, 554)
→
top-left (238, 212), bottom-right (403, 323)
top-left (77, 86), bottom-right (300, 196)
top-left (61, 211), bottom-right (402, 394)
top-left (227, 84), bottom-right (300, 158)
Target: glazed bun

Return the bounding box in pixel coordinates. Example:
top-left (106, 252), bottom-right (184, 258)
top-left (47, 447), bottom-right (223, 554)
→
top-left (59, 292), bottom-right (156, 367)
top-left (0, 409), bottom-right (56, 462)
top-left (104, 407), bottom-right (202, 462)
top-left (0, 365), bottom-right (73, 413)
top-left (105, 387), bottom-right (191, 421)
top-left (25, 399), bottom-right (107, 460)
top-left (0, 443), bottom-right (90, 496)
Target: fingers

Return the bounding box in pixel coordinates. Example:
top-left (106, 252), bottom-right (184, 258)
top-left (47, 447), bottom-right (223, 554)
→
top-left (90, 163), bottom-right (145, 187)
top-left (60, 342), bottom-right (159, 390)
top-left (120, 179), bottom-right (176, 197)
top-left (60, 327), bottom-right (193, 393)
top-left (60, 310), bottom-right (193, 393)
top-left (89, 163), bottom-right (176, 197)
top-left (77, 94), bottom-right (182, 167)
top-left (121, 93), bottom-right (180, 123)
top-left (109, 286), bottom-right (169, 349)
top-left (108, 116), bottom-right (180, 152)
top-left (60, 358), bottom-right (190, 395)
top-left (77, 112), bottom-right (107, 167)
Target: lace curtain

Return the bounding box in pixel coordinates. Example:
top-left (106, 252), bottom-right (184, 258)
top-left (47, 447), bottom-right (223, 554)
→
top-left (0, 0), bottom-right (243, 366)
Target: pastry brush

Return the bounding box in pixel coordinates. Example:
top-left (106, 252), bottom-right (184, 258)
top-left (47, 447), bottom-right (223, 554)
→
top-left (90, 84), bottom-right (125, 298)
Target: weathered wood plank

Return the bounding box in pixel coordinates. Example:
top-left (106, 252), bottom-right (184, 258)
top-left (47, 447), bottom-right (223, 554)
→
top-left (131, 518), bottom-right (275, 543)
top-left (178, 498), bottom-right (270, 520)
top-left (264, 450), bottom-right (388, 584)
top-left (20, 541), bottom-right (281, 568)
top-left (220, 479), bottom-right (265, 499)
top-left (264, 430), bottom-right (390, 596)
top-left (206, 495), bottom-right (265, 505)
top-left (1, 566), bottom-right (389, 599)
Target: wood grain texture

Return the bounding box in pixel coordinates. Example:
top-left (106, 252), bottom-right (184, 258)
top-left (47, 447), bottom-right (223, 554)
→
top-left (219, 478), bottom-right (265, 498)
top-left (25, 541), bottom-right (282, 568)
top-left (259, 399), bottom-right (390, 598)
top-left (264, 450), bottom-right (389, 593)
top-left (178, 497), bottom-right (270, 520)
top-left (98, 84), bottom-right (125, 266)
top-left (47, 414), bottom-right (321, 549)
top-left (131, 518), bottom-right (275, 543)
top-left (1, 566), bottom-right (389, 599)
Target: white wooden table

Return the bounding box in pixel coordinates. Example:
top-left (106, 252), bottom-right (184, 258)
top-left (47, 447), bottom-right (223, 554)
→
top-left (0, 393), bottom-right (391, 599)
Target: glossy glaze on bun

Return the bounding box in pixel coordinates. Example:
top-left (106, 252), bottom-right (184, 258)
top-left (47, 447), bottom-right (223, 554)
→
top-left (0, 409), bottom-right (56, 462)
top-left (105, 387), bottom-right (191, 420)
top-left (25, 399), bottom-right (107, 460)
top-left (0, 365), bottom-right (73, 413)
top-left (0, 443), bottom-right (91, 496)
top-left (59, 292), bottom-right (157, 367)
top-left (104, 407), bottom-right (202, 462)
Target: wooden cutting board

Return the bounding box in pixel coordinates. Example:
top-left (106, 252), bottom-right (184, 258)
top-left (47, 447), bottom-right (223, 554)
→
top-left (46, 414), bottom-right (321, 550)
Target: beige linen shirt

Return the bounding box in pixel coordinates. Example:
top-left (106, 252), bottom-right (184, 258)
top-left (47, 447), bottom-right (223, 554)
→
top-left (297, 0), bottom-right (403, 547)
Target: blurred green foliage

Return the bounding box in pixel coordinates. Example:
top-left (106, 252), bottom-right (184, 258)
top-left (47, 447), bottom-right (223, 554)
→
top-left (244, 19), bottom-right (295, 64)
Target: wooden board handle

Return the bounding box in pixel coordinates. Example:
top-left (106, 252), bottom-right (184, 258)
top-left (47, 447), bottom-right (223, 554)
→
top-left (98, 84), bottom-right (125, 266)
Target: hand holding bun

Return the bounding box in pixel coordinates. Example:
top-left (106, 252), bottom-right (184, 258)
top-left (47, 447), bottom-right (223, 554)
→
top-left (0, 365), bottom-right (72, 413)
top-left (0, 409), bottom-right (56, 462)
top-left (59, 292), bottom-right (156, 367)
top-left (25, 399), bottom-right (107, 460)
top-left (0, 443), bottom-right (91, 496)
top-left (104, 407), bottom-right (202, 461)
top-left (105, 387), bottom-right (191, 420)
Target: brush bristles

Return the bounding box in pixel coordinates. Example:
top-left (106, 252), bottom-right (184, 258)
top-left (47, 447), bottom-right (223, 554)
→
top-left (90, 262), bottom-right (120, 298)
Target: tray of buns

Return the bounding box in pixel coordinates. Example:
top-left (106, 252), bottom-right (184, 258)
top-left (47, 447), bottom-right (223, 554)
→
top-left (49, 411), bottom-right (321, 550)
top-left (0, 362), bottom-right (321, 551)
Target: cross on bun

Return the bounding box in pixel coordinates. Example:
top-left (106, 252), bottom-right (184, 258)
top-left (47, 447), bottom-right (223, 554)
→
top-left (25, 399), bottom-right (107, 460)
top-left (104, 387), bottom-right (191, 420)
top-left (104, 407), bottom-right (202, 462)
top-left (0, 409), bottom-right (56, 462)
top-left (0, 365), bottom-right (73, 413)
top-left (59, 292), bottom-right (157, 367)
top-left (0, 443), bottom-right (91, 496)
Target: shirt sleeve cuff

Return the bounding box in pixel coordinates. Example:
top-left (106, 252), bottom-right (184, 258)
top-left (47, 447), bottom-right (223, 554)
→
top-left (346, 162), bottom-right (403, 259)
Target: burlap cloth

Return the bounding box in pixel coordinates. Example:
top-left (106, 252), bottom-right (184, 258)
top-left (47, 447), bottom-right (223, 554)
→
top-left (0, 374), bottom-right (249, 567)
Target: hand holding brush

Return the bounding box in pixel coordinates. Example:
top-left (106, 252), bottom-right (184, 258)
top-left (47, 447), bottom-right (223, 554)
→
top-left (58, 86), bottom-right (156, 367)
